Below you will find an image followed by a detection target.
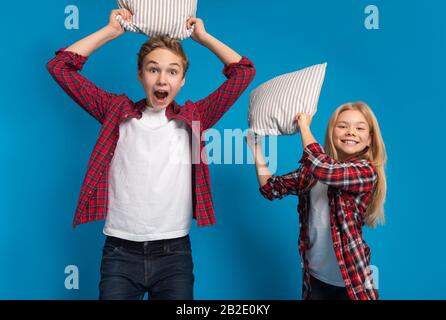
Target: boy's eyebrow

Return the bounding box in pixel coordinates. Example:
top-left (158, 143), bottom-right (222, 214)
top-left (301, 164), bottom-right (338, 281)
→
top-left (145, 60), bottom-right (181, 68)
top-left (145, 60), bottom-right (159, 66)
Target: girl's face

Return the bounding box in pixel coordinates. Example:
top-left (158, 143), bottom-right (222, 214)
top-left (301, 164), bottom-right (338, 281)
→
top-left (333, 110), bottom-right (372, 161)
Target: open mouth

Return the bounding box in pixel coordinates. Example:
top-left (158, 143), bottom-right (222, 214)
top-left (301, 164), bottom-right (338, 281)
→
top-left (153, 90), bottom-right (169, 104)
top-left (341, 139), bottom-right (359, 145)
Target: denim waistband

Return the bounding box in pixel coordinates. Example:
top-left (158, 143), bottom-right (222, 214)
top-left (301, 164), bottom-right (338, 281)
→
top-left (105, 235), bottom-right (190, 253)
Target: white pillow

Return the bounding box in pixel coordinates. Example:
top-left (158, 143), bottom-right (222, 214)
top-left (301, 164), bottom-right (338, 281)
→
top-left (116, 0), bottom-right (197, 40)
top-left (248, 63), bottom-right (327, 136)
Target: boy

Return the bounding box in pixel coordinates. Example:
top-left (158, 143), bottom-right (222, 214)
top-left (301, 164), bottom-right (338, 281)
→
top-left (47, 8), bottom-right (255, 299)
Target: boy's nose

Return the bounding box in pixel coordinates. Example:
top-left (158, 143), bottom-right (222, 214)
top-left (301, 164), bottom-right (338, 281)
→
top-left (157, 72), bottom-right (167, 85)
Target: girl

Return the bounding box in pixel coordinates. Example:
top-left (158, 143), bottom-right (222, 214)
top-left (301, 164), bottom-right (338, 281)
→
top-left (247, 102), bottom-right (387, 300)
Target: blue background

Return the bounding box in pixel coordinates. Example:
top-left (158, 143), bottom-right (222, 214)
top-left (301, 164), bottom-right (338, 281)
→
top-left (1, 0), bottom-right (445, 299)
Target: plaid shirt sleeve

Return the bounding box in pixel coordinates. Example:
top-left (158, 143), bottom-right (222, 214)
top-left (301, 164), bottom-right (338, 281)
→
top-left (259, 146), bottom-right (317, 200)
top-left (259, 168), bottom-right (303, 200)
top-left (302, 142), bottom-right (377, 193)
top-left (46, 48), bottom-right (117, 124)
top-left (194, 56), bottom-right (256, 130)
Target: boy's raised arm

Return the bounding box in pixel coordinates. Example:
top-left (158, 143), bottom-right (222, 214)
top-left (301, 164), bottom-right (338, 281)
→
top-left (46, 9), bottom-right (133, 124)
top-left (187, 18), bottom-right (241, 65)
top-left (65, 9), bottom-right (132, 56)
top-left (187, 18), bottom-right (256, 130)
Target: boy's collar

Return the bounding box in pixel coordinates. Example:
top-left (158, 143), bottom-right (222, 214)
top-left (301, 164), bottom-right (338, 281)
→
top-left (135, 98), bottom-right (181, 114)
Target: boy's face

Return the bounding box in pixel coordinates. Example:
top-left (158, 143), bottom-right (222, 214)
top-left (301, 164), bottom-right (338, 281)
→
top-left (332, 110), bottom-right (372, 161)
top-left (138, 48), bottom-right (185, 111)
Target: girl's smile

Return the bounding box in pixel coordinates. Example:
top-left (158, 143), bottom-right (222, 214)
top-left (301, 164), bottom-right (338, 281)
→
top-left (333, 110), bottom-right (372, 161)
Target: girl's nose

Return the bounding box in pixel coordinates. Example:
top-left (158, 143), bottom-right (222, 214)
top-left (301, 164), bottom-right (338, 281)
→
top-left (346, 128), bottom-right (356, 135)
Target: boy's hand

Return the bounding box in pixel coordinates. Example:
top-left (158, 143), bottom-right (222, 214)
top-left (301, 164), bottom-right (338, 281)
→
top-left (295, 113), bottom-right (313, 131)
top-left (186, 17), bottom-right (241, 67)
top-left (187, 17), bottom-right (209, 43)
top-left (107, 9), bottom-right (133, 38)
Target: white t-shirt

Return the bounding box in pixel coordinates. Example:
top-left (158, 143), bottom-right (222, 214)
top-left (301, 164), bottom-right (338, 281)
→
top-left (103, 106), bottom-right (193, 241)
top-left (307, 181), bottom-right (345, 287)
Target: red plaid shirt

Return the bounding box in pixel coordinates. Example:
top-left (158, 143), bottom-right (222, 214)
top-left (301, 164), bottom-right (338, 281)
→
top-left (260, 142), bottom-right (379, 300)
top-left (47, 48), bottom-right (255, 228)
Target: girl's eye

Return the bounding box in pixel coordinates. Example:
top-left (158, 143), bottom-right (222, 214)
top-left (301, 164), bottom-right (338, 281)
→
top-left (357, 128), bottom-right (365, 131)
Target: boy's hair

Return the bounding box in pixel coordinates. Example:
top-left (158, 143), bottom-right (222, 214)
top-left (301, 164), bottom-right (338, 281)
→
top-left (324, 102), bottom-right (387, 228)
top-left (137, 36), bottom-right (189, 77)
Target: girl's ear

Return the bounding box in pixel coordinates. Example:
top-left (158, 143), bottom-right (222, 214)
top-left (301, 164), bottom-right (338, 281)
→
top-left (368, 132), bottom-right (373, 147)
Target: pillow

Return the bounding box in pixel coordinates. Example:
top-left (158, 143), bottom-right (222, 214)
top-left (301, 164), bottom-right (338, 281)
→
top-left (248, 63), bottom-right (327, 136)
top-left (116, 0), bottom-right (198, 40)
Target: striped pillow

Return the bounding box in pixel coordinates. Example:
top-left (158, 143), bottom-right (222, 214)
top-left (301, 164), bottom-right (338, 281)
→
top-left (248, 63), bottom-right (327, 136)
top-left (116, 0), bottom-right (198, 40)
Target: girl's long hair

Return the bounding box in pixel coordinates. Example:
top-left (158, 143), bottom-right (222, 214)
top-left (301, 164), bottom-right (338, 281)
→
top-left (324, 102), bottom-right (387, 227)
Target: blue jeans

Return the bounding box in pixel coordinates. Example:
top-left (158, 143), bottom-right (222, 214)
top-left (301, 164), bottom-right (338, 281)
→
top-left (309, 275), bottom-right (350, 300)
top-left (99, 235), bottom-right (194, 300)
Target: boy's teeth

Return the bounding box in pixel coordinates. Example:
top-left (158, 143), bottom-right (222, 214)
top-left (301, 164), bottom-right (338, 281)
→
top-left (154, 91), bottom-right (168, 99)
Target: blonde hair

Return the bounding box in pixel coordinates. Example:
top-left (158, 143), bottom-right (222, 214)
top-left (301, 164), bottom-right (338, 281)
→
top-left (324, 102), bottom-right (387, 227)
top-left (137, 36), bottom-right (189, 76)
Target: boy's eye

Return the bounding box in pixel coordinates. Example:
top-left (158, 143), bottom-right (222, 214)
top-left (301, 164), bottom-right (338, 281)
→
top-left (148, 67), bottom-right (158, 73)
top-left (169, 70), bottom-right (178, 75)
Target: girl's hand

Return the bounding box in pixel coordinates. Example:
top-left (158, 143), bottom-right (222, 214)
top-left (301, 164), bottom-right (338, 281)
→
top-left (186, 17), bottom-right (208, 43)
top-left (295, 113), bottom-right (313, 131)
top-left (246, 130), bottom-right (263, 151)
top-left (107, 9), bottom-right (133, 37)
